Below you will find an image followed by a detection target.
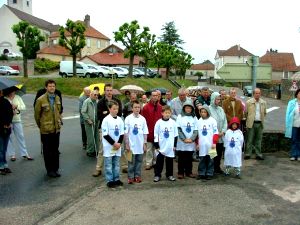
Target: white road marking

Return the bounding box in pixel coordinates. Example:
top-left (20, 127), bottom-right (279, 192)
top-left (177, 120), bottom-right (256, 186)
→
top-left (266, 107), bottom-right (280, 113)
top-left (63, 115), bottom-right (80, 120)
top-left (273, 186), bottom-right (300, 203)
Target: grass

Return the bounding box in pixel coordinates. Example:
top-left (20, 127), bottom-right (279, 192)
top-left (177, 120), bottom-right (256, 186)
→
top-left (14, 77), bottom-right (197, 97)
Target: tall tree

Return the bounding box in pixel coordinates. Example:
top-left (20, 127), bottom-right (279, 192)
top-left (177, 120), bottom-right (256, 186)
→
top-left (59, 19), bottom-right (86, 78)
top-left (173, 50), bottom-right (193, 80)
top-left (12, 21), bottom-right (45, 78)
top-left (160, 21), bottom-right (184, 49)
top-left (139, 33), bottom-right (156, 78)
top-left (114, 20), bottom-right (150, 78)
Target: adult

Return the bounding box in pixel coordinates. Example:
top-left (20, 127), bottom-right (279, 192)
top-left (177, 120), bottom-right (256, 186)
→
top-left (0, 89), bottom-right (13, 175)
top-left (244, 88), bottom-right (267, 160)
top-left (81, 90), bottom-right (99, 157)
top-left (222, 87), bottom-right (244, 123)
top-left (209, 92), bottom-right (227, 174)
top-left (141, 91), bottom-right (162, 170)
top-left (170, 88), bottom-right (192, 121)
top-left (34, 88), bottom-right (63, 114)
top-left (122, 90), bottom-right (131, 106)
top-left (34, 80), bottom-right (62, 178)
top-left (92, 84), bottom-right (122, 177)
top-left (285, 88), bottom-right (300, 161)
top-left (140, 94), bottom-right (148, 109)
top-left (7, 89), bottom-right (33, 161)
top-left (122, 92), bottom-right (137, 118)
top-left (194, 87), bottom-right (211, 119)
top-left (79, 87), bottom-right (91, 150)
top-left (219, 89), bottom-right (228, 106)
top-left (157, 90), bottom-right (166, 106)
top-left (165, 90), bottom-right (172, 106)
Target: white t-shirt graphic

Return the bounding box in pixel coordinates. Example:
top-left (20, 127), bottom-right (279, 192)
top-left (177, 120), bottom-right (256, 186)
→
top-left (176, 114), bottom-right (198, 151)
top-left (197, 117), bottom-right (218, 156)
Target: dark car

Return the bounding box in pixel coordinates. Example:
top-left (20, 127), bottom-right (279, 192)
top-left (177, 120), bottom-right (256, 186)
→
top-left (136, 67), bottom-right (157, 78)
top-left (243, 85), bottom-right (252, 97)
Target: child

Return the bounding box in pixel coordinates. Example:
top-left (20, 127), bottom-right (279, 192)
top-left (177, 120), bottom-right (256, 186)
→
top-left (101, 100), bottom-right (125, 188)
top-left (153, 105), bottom-right (178, 182)
top-left (197, 105), bottom-right (219, 180)
top-left (176, 102), bottom-right (198, 179)
top-left (223, 117), bottom-right (244, 179)
top-left (124, 100), bottom-right (149, 184)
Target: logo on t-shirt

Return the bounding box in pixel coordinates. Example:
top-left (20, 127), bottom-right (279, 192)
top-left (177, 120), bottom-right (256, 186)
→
top-left (132, 124), bottom-right (138, 135)
top-left (114, 125), bottom-right (119, 136)
top-left (163, 127), bottom-right (169, 138)
top-left (186, 122), bottom-right (191, 133)
top-left (229, 137), bottom-right (235, 148)
top-left (202, 125), bottom-right (207, 136)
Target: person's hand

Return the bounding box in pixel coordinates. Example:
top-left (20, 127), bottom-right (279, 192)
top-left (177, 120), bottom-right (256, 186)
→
top-left (212, 144), bottom-right (216, 149)
top-left (87, 119), bottom-right (93, 125)
top-left (12, 104), bottom-right (17, 110)
top-left (219, 132), bottom-right (224, 137)
top-left (113, 142), bottom-right (121, 149)
top-left (143, 143), bottom-right (147, 153)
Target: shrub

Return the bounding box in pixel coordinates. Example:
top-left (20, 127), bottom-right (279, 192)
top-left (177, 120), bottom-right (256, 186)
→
top-left (34, 58), bottom-right (59, 73)
top-left (0, 54), bottom-right (8, 60)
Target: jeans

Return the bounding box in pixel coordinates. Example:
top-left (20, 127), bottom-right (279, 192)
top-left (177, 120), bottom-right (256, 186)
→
top-left (104, 156), bottom-right (120, 183)
top-left (7, 122), bottom-right (29, 157)
top-left (291, 127), bottom-right (300, 158)
top-left (145, 142), bottom-right (156, 167)
top-left (154, 152), bottom-right (173, 177)
top-left (128, 154), bottom-right (143, 179)
top-left (245, 122), bottom-right (263, 157)
top-left (0, 134), bottom-right (10, 169)
top-left (198, 155), bottom-right (214, 176)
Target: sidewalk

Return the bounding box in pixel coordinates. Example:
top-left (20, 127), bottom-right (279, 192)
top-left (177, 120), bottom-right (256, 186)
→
top-left (40, 152), bottom-right (300, 225)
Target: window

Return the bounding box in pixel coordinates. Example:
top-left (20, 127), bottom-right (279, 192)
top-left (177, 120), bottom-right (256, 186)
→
top-left (53, 39), bottom-right (57, 45)
top-left (27, 0), bottom-right (29, 6)
top-left (13, 0), bottom-right (17, 3)
top-left (283, 71), bottom-right (289, 79)
top-left (86, 38), bottom-right (90, 48)
top-left (97, 40), bottom-right (101, 48)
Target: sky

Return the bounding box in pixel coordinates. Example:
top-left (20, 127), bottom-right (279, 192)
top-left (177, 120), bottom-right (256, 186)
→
top-left (1, 0), bottom-right (300, 64)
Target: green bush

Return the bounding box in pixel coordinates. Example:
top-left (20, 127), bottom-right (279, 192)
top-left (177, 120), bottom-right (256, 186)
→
top-left (34, 58), bottom-right (59, 73)
top-left (0, 54), bottom-right (8, 60)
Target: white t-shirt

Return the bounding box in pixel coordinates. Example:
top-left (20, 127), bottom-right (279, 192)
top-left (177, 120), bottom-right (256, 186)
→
top-left (101, 114), bottom-right (124, 157)
top-left (197, 117), bottom-right (218, 156)
top-left (124, 113), bottom-right (149, 154)
top-left (224, 129), bottom-right (244, 167)
top-left (154, 119), bottom-right (178, 157)
top-left (176, 114), bottom-right (198, 151)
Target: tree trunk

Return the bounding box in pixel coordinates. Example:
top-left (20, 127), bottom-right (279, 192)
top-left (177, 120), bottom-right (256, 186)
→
top-left (72, 55), bottom-right (77, 78)
top-left (165, 67), bottom-right (170, 80)
top-left (23, 57), bottom-right (28, 78)
top-left (128, 56), bottom-right (134, 78)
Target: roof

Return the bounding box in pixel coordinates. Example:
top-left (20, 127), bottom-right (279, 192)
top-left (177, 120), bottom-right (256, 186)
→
top-left (37, 45), bottom-right (70, 56)
top-left (82, 52), bottom-right (141, 65)
top-left (50, 24), bottom-right (110, 40)
top-left (6, 5), bottom-right (59, 32)
top-left (100, 44), bottom-right (124, 53)
top-left (190, 62), bottom-right (214, 70)
top-left (260, 52), bottom-right (299, 72)
top-left (217, 45), bottom-right (253, 57)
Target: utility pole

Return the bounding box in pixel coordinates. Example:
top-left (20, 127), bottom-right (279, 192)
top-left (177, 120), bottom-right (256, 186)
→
top-left (251, 55), bottom-right (258, 91)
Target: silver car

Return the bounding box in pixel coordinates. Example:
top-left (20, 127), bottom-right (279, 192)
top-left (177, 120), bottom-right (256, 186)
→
top-left (0, 66), bottom-right (20, 75)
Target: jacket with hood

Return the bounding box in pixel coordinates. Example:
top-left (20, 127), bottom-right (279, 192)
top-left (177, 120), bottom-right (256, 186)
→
top-left (197, 105), bottom-right (219, 156)
top-left (176, 102), bottom-right (198, 151)
top-left (209, 92), bottom-right (227, 143)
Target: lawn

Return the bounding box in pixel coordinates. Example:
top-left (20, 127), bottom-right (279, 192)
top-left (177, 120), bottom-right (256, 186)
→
top-left (14, 77), bottom-right (197, 97)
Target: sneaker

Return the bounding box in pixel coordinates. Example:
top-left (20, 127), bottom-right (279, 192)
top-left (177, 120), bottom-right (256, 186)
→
top-left (92, 170), bottom-right (102, 177)
top-left (167, 176), bottom-right (176, 181)
top-left (134, 177), bottom-right (142, 183)
top-left (177, 174), bottom-right (184, 179)
top-left (114, 180), bottom-right (123, 186)
top-left (107, 181), bottom-right (116, 188)
top-left (128, 178), bottom-right (134, 184)
top-left (153, 176), bottom-right (160, 182)
top-left (290, 157), bottom-right (296, 161)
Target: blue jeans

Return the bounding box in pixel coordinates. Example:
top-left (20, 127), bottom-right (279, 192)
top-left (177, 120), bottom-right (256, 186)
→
top-left (0, 134), bottom-right (10, 169)
top-left (104, 156), bottom-right (120, 183)
top-left (198, 155), bottom-right (214, 176)
top-left (291, 127), bottom-right (300, 158)
top-left (128, 154), bottom-right (143, 179)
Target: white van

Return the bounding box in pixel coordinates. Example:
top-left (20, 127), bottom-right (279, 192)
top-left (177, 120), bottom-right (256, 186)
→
top-left (59, 61), bottom-right (98, 78)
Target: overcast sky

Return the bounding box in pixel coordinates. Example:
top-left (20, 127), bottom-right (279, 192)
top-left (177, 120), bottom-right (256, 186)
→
top-left (1, 0), bottom-right (300, 64)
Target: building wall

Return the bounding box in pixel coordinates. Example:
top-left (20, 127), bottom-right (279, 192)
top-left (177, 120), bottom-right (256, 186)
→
top-left (7, 0), bottom-right (32, 15)
top-left (185, 69), bottom-right (214, 78)
top-left (81, 37), bottom-right (109, 56)
top-left (37, 53), bottom-right (73, 62)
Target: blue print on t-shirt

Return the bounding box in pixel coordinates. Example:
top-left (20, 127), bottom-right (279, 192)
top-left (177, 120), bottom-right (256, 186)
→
top-left (186, 122), bottom-right (191, 133)
top-left (114, 125), bottom-right (119, 136)
top-left (202, 125), bottom-right (207, 136)
top-left (229, 137), bottom-right (235, 148)
top-left (132, 124), bottom-right (138, 135)
top-left (164, 127), bottom-right (169, 138)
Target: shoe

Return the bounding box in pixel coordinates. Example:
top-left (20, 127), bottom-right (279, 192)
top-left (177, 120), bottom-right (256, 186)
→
top-left (134, 177), bottom-right (142, 183)
top-left (10, 156), bottom-right (16, 161)
top-left (47, 171), bottom-right (58, 178)
top-left (145, 165), bottom-right (152, 170)
top-left (244, 156), bottom-right (250, 160)
top-left (92, 170), bottom-right (102, 177)
top-left (23, 156), bottom-right (34, 160)
top-left (214, 170), bottom-right (224, 175)
top-left (83, 145), bottom-right (87, 150)
top-left (235, 174), bottom-right (241, 179)
top-left (128, 178), bottom-right (134, 184)
top-left (196, 175), bottom-right (206, 180)
top-left (153, 176), bottom-right (160, 182)
top-left (290, 157), bottom-right (296, 161)
top-left (177, 174), bottom-right (184, 179)
top-left (55, 172), bottom-right (61, 177)
top-left (255, 155), bottom-right (264, 160)
top-left (186, 174), bottom-right (196, 178)
top-left (107, 181), bottom-right (116, 188)
top-left (4, 168), bottom-right (12, 173)
top-left (122, 168), bottom-right (128, 173)
top-left (206, 176), bottom-right (213, 180)
top-left (0, 169), bottom-right (6, 175)
top-left (167, 176), bottom-right (176, 181)
top-left (224, 173), bottom-right (230, 177)
top-left (86, 152), bottom-right (96, 157)
top-left (114, 180), bottom-right (123, 186)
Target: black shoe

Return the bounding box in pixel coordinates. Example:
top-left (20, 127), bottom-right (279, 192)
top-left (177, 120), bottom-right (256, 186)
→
top-left (196, 175), bottom-right (206, 180)
top-left (86, 152), bottom-right (96, 157)
top-left (55, 172), bottom-right (61, 177)
top-left (255, 155), bottom-right (264, 160)
top-left (214, 169), bottom-right (224, 175)
top-left (107, 181), bottom-right (116, 188)
top-left (4, 168), bottom-right (12, 173)
top-left (206, 176), bottom-right (213, 180)
top-left (0, 169), bottom-right (6, 175)
top-left (235, 174), bottom-right (241, 179)
top-left (47, 171), bottom-right (58, 178)
top-left (114, 180), bottom-right (123, 186)
top-left (244, 156), bottom-right (250, 160)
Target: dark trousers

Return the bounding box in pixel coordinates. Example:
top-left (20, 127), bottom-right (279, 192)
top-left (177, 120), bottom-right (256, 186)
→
top-left (80, 123), bottom-right (87, 147)
top-left (214, 143), bottom-right (224, 172)
top-left (177, 151), bottom-right (193, 175)
top-left (154, 152), bottom-right (173, 177)
top-left (41, 132), bottom-right (60, 173)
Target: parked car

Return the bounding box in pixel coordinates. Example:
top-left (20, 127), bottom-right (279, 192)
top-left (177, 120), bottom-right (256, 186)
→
top-left (59, 61), bottom-right (98, 78)
top-left (96, 65), bottom-right (111, 78)
top-left (6, 52), bottom-right (22, 58)
top-left (109, 67), bottom-right (128, 78)
top-left (132, 68), bottom-right (144, 78)
top-left (243, 85), bottom-right (252, 96)
top-left (0, 65), bottom-right (20, 75)
top-left (136, 67), bottom-right (157, 78)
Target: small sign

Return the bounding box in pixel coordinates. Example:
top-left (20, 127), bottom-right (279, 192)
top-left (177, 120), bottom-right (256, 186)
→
top-left (290, 80), bottom-right (298, 91)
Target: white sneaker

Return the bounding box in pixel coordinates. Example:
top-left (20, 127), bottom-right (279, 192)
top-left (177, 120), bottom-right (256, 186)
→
top-left (290, 157), bottom-right (296, 161)
top-left (167, 176), bottom-right (176, 181)
top-left (153, 176), bottom-right (160, 182)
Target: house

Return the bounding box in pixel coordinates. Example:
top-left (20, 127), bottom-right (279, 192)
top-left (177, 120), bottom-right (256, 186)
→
top-left (185, 60), bottom-right (214, 80)
top-left (259, 50), bottom-right (300, 81)
top-left (80, 44), bottom-right (143, 66)
top-left (0, 1), bottom-right (59, 55)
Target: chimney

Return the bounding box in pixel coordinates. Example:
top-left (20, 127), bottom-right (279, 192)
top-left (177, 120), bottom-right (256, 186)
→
top-left (237, 44), bottom-right (240, 51)
top-left (84, 14), bottom-right (90, 28)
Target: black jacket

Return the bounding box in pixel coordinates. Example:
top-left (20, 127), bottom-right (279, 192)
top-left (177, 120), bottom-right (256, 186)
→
top-left (0, 96), bottom-right (13, 136)
top-left (97, 96), bottom-right (122, 127)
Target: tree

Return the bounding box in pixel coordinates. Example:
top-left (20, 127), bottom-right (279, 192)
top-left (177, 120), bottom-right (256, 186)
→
top-left (160, 21), bottom-right (184, 49)
top-left (59, 19), bottom-right (86, 78)
top-left (12, 21), bottom-right (45, 78)
top-left (139, 33), bottom-right (156, 78)
top-left (114, 20), bottom-right (150, 78)
top-left (173, 51), bottom-right (193, 80)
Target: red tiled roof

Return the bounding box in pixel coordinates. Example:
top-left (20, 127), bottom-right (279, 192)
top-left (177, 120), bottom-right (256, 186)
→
top-left (37, 45), bottom-right (70, 56)
top-left (217, 45), bottom-right (253, 57)
top-left (83, 52), bottom-right (141, 65)
top-left (50, 25), bottom-right (110, 40)
top-left (191, 63), bottom-right (214, 70)
top-left (100, 44), bottom-right (124, 53)
top-left (260, 52), bottom-right (299, 72)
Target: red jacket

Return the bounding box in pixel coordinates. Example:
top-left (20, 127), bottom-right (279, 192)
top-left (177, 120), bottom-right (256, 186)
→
top-left (141, 101), bottom-right (162, 142)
